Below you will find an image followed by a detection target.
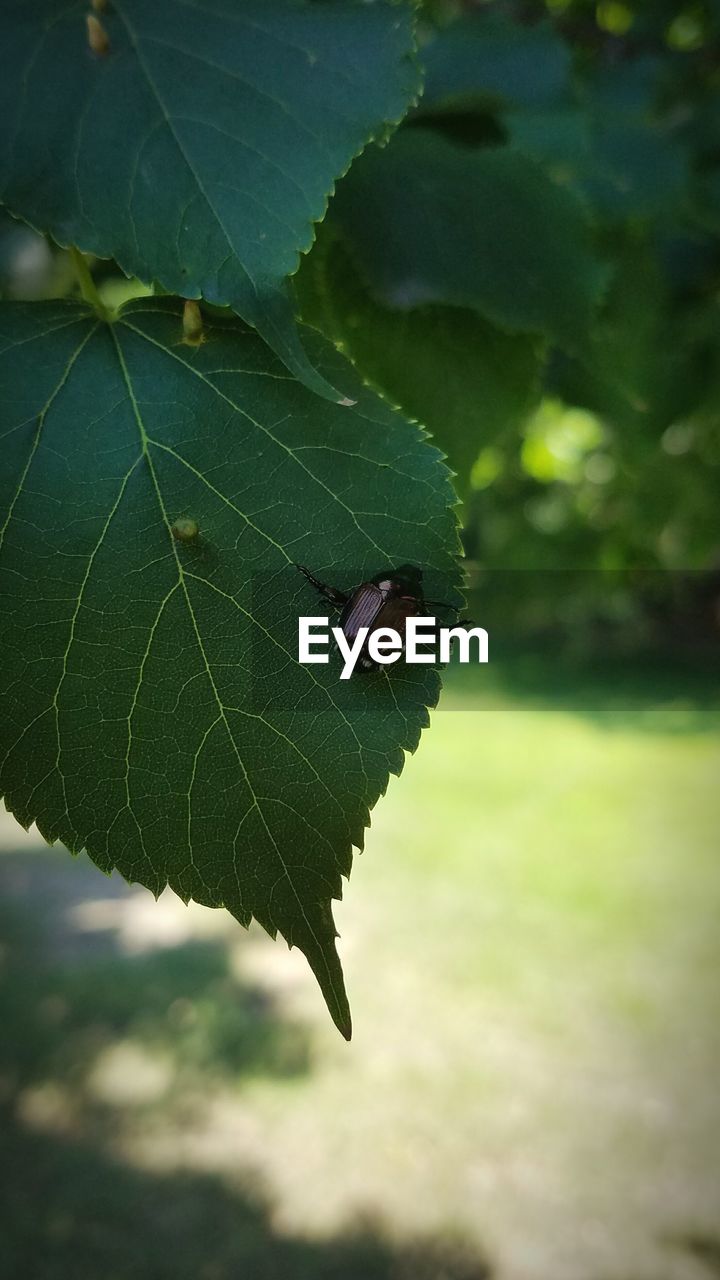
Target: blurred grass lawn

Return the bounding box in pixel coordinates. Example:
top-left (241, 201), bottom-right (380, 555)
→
top-left (1, 661), bottom-right (719, 1280)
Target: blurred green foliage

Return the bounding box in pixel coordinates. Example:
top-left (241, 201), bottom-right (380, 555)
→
top-left (295, 0), bottom-right (720, 600)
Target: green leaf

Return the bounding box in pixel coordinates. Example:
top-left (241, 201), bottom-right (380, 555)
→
top-left (508, 104), bottom-right (690, 220)
top-left (582, 117), bottom-right (690, 220)
top-left (297, 232), bottom-right (543, 505)
top-left (417, 21), bottom-right (691, 223)
top-left (549, 240), bottom-right (712, 436)
top-left (572, 59), bottom-right (690, 220)
top-left (506, 106), bottom-right (594, 184)
top-left (419, 11), bottom-right (572, 114)
top-left (329, 129), bottom-right (607, 355)
top-left (0, 297), bottom-right (461, 1037)
top-left (0, 0), bottom-right (421, 401)
top-left (692, 167), bottom-right (720, 234)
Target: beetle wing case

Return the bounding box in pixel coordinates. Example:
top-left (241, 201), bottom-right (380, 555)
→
top-left (377, 595), bottom-right (421, 632)
top-left (339, 583), bottom-right (384, 639)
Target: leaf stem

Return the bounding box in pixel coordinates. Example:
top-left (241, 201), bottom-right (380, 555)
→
top-left (69, 246), bottom-right (111, 320)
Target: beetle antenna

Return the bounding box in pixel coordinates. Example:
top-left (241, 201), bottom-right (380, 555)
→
top-left (295, 564), bottom-right (348, 608)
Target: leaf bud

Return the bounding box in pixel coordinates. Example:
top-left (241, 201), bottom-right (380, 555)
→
top-left (86, 13), bottom-right (110, 55)
top-left (182, 300), bottom-right (204, 345)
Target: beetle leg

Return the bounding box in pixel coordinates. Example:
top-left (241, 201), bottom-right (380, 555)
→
top-left (422, 598), bottom-right (459, 612)
top-left (421, 600), bottom-right (479, 632)
top-left (296, 564), bottom-right (349, 609)
top-left (443, 619), bottom-right (480, 660)
top-left (444, 617), bottom-right (478, 630)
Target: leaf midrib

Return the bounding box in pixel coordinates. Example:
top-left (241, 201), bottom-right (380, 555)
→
top-left (112, 322), bottom-right (349, 1013)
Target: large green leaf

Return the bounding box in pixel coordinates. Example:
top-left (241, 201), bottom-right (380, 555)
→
top-left (329, 129), bottom-right (607, 354)
top-left (297, 232), bottom-right (543, 504)
top-left (0, 297), bottom-right (461, 1037)
top-left (0, 0), bottom-right (420, 401)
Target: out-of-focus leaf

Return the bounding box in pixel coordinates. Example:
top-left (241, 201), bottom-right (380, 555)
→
top-left (330, 129), bottom-right (607, 354)
top-left (418, 17), bottom-right (692, 222)
top-left (0, 297), bottom-right (461, 1037)
top-left (419, 12), bottom-right (572, 113)
top-left (577, 58), bottom-right (690, 218)
top-left (693, 167), bottom-right (720, 234)
top-left (507, 106), bottom-right (594, 183)
top-left (549, 242), bottom-right (713, 436)
top-left (0, 0), bottom-right (421, 400)
top-left (584, 56), bottom-right (666, 118)
top-left (508, 106), bottom-right (690, 219)
top-left (583, 117), bottom-right (690, 219)
top-left (296, 233), bottom-right (543, 505)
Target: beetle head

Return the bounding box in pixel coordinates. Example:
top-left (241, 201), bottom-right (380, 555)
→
top-left (372, 563), bottom-right (423, 596)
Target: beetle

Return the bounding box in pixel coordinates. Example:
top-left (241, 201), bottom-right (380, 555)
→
top-left (296, 563), bottom-right (457, 673)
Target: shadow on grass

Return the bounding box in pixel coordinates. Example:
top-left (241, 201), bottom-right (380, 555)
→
top-left (593, 1237), bottom-right (720, 1280)
top-left (0, 849), bottom-right (310, 1092)
top-left (673, 1235), bottom-right (720, 1276)
top-left (0, 845), bottom-right (492, 1279)
top-left (0, 1116), bottom-right (491, 1280)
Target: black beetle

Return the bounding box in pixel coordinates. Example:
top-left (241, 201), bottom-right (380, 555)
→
top-left (296, 563), bottom-right (456, 673)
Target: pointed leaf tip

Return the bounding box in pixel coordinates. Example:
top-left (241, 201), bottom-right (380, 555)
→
top-left (289, 898), bottom-right (352, 1039)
